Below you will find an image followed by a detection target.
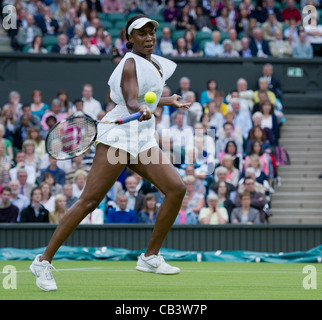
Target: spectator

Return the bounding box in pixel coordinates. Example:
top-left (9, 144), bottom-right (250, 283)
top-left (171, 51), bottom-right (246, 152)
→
top-left (231, 191), bottom-right (261, 224)
top-left (176, 4), bottom-right (195, 31)
top-left (0, 124), bottom-right (13, 161)
top-left (194, 5), bottom-right (213, 32)
top-left (209, 166), bottom-right (237, 202)
top-left (30, 90), bottom-right (50, 121)
top-left (249, 1), bottom-right (268, 24)
top-left (216, 122), bottom-right (243, 158)
top-left (246, 125), bottom-right (272, 154)
top-left (102, 0), bottom-right (123, 13)
top-left (77, 0), bottom-right (90, 27)
top-left (72, 169), bottom-right (87, 198)
top-left (235, 5), bottom-right (250, 35)
top-left (261, 13), bottom-right (283, 41)
top-left (260, 63), bottom-right (282, 100)
top-left (15, 105), bottom-right (42, 134)
top-left (141, 0), bottom-right (159, 15)
top-left (35, 5), bottom-right (59, 35)
top-left (303, 23), bottom-right (322, 56)
top-left (124, 175), bottom-right (145, 213)
top-left (100, 33), bottom-right (114, 55)
top-left (2, 91), bottom-right (23, 121)
top-left (206, 100), bottom-right (225, 135)
top-left (41, 99), bottom-right (68, 131)
top-left (200, 79), bottom-right (217, 109)
top-left (9, 180), bottom-right (30, 222)
top-left (281, 0), bottom-right (301, 25)
top-left (185, 91), bottom-right (203, 121)
top-left (183, 175), bottom-right (205, 215)
top-left (114, 27), bottom-right (129, 57)
top-left (155, 27), bottom-right (175, 56)
top-left (63, 183), bottom-right (78, 209)
top-left (81, 207), bottom-right (104, 224)
top-left (230, 99), bottom-right (253, 139)
top-left (284, 18), bottom-right (299, 44)
top-left (184, 29), bottom-right (201, 56)
top-left (238, 167), bottom-right (266, 194)
top-left (220, 153), bottom-right (240, 187)
top-left (174, 192), bottom-right (198, 225)
top-left (213, 181), bottom-right (235, 222)
top-left (106, 193), bottom-right (137, 223)
top-left (250, 27), bottom-right (271, 57)
top-left (68, 23), bottom-right (84, 53)
top-left (74, 34), bottom-right (100, 55)
top-left (239, 36), bottom-right (253, 57)
top-left (39, 115), bottom-right (57, 140)
top-left (251, 111), bottom-right (276, 147)
top-left (40, 157), bottom-right (66, 187)
top-left (264, 0), bottom-right (283, 22)
top-left (218, 139), bottom-right (244, 173)
top-left (219, 39), bottom-right (240, 57)
top-left (163, 0), bottom-right (181, 23)
top-left (51, 33), bottom-right (70, 54)
top-left (28, 35), bottom-right (48, 53)
top-left (22, 139), bottom-right (41, 173)
top-left (0, 187), bottom-right (19, 223)
top-left (49, 194), bottom-right (67, 224)
top-left (39, 181), bottom-right (56, 213)
top-left (137, 193), bottom-right (158, 224)
top-left (81, 84), bottom-right (102, 120)
top-left (260, 100), bottom-right (279, 143)
top-left (228, 29), bottom-right (242, 52)
top-left (10, 152), bottom-right (37, 186)
top-left (216, 7), bottom-right (235, 32)
top-left (86, 0), bottom-right (102, 12)
top-left (54, 0), bottom-right (70, 32)
top-left (244, 17), bottom-right (258, 38)
top-left (168, 111), bottom-right (194, 151)
top-left (253, 77), bottom-right (276, 106)
top-left (204, 30), bottom-right (224, 57)
top-left (56, 90), bottom-right (73, 115)
top-left (65, 155), bottom-right (91, 184)
top-left (269, 29), bottom-right (293, 58)
top-left (85, 16), bottom-right (101, 37)
top-left (12, 115), bottom-right (33, 150)
top-left (17, 14), bottom-right (42, 48)
top-left (26, 128), bottom-right (44, 160)
top-left (171, 37), bottom-right (194, 57)
top-left (292, 30), bottom-right (314, 58)
top-left (175, 76), bottom-right (197, 102)
top-left (199, 193), bottom-right (228, 224)
top-left (244, 140), bottom-right (270, 181)
top-left (20, 187), bottom-right (49, 223)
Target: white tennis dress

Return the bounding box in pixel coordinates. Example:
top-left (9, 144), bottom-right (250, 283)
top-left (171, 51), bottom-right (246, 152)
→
top-left (96, 52), bottom-right (177, 159)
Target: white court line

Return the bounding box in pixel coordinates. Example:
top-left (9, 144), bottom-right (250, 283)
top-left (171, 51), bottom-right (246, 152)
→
top-left (0, 267), bottom-right (304, 275)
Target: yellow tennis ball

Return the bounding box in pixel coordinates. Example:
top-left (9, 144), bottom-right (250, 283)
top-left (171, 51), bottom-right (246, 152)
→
top-left (144, 91), bottom-right (157, 104)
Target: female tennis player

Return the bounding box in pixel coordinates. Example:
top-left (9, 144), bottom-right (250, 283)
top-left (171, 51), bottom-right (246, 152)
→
top-left (30, 15), bottom-right (191, 291)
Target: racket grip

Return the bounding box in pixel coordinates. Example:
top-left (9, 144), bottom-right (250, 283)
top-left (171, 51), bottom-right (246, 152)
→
top-left (116, 111), bottom-right (142, 124)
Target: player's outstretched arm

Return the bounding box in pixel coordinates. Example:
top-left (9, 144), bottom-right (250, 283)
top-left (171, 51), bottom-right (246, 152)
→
top-left (158, 94), bottom-right (191, 109)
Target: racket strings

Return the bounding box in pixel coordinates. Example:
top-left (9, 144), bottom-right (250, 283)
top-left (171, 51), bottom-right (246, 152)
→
top-left (47, 117), bottom-right (96, 159)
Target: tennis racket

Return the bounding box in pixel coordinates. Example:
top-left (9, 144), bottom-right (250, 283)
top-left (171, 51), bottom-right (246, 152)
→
top-left (45, 112), bottom-right (142, 160)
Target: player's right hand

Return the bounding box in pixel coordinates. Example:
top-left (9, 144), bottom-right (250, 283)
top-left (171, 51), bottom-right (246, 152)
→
top-left (138, 105), bottom-right (152, 122)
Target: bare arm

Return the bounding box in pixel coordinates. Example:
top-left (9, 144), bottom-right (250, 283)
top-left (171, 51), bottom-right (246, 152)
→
top-left (121, 58), bottom-right (151, 121)
top-left (158, 94), bottom-right (191, 109)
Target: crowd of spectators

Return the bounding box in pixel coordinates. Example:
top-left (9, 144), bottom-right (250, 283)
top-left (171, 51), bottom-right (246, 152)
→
top-left (1, 0), bottom-right (322, 58)
top-left (0, 59), bottom-right (285, 225)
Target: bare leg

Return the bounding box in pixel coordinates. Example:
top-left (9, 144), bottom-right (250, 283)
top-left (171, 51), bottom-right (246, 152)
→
top-left (128, 147), bottom-right (186, 257)
top-left (40, 144), bottom-right (128, 262)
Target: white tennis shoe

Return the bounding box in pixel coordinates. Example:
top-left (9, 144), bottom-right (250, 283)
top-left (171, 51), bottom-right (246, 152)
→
top-left (30, 255), bottom-right (57, 291)
top-left (136, 253), bottom-right (180, 275)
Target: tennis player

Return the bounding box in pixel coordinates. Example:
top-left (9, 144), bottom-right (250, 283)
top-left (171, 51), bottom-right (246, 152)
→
top-left (30, 15), bottom-right (191, 291)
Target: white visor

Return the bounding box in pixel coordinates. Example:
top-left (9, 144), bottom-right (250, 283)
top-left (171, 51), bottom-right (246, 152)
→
top-left (127, 17), bottom-right (159, 35)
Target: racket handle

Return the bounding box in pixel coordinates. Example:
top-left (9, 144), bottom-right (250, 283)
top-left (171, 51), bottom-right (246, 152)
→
top-left (116, 111), bottom-right (142, 124)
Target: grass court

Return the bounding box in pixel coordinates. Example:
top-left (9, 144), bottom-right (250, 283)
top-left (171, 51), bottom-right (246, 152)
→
top-left (0, 260), bottom-right (321, 300)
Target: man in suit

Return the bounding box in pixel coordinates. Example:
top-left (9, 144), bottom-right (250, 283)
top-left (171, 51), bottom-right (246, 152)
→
top-left (16, 14), bottom-right (42, 48)
top-left (170, 108), bottom-right (198, 128)
top-left (0, 187), bottom-right (19, 223)
top-left (269, 29), bottom-right (293, 58)
top-left (34, 5), bottom-right (59, 35)
top-left (260, 63), bottom-right (282, 100)
top-left (249, 28), bottom-right (271, 57)
top-left (124, 175), bottom-right (145, 214)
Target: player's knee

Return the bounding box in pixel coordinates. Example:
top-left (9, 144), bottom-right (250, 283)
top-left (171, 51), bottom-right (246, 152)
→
top-left (79, 197), bottom-right (100, 213)
top-left (172, 180), bottom-right (186, 199)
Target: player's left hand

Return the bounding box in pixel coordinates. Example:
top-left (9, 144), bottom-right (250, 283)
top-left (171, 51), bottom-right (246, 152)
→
top-left (171, 94), bottom-right (191, 109)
